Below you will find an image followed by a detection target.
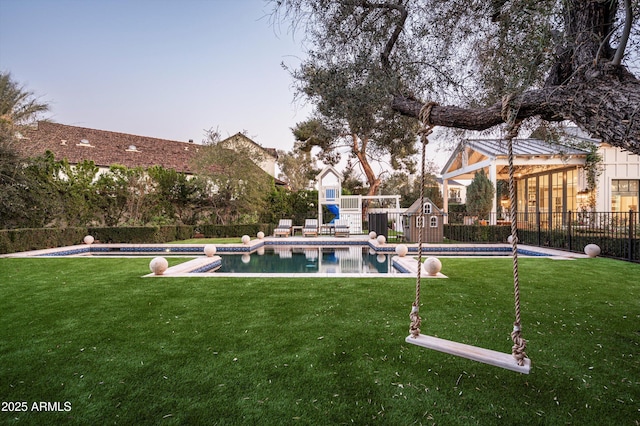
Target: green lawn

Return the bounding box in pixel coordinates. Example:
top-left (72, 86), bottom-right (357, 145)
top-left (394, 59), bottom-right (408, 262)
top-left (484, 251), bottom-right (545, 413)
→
top-left (1, 257), bottom-right (638, 425)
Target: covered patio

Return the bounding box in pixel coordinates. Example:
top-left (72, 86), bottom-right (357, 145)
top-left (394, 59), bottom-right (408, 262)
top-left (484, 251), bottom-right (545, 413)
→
top-left (440, 139), bottom-right (589, 225)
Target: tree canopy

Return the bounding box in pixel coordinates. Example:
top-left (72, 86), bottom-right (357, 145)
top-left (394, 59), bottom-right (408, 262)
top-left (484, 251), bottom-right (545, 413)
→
top-left (272, 0), bottom-right (639, 154)
top-left (0, 71), bottom-right (49, 136)
top-left (466, 169), bottom-right (495, 220)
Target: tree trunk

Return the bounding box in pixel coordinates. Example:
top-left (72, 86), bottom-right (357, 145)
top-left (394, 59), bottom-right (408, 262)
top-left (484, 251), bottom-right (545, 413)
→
top-left (352, 134), bottom-right (382, 196)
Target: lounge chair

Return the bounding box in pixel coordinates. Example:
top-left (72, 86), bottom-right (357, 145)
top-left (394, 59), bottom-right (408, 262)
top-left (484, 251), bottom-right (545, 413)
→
top-left (302, 219), bottom-right (319, 237)
top-left (274, 219), bottom-right (293, 237)
top-left (334, 219), bottom-right (350, 237)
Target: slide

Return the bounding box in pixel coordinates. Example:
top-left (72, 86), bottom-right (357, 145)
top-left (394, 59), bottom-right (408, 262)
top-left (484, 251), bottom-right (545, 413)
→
top-left (327, 204), bottom-right (340, 223)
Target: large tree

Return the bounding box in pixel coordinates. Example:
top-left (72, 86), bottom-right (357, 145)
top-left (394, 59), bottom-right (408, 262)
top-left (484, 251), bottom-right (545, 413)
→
top-left (289, 53), bottom-right (421, 196)
top-left (192, 133), bottom-right (273, 225)
top-left (272, 0), bottom-right (639, 154)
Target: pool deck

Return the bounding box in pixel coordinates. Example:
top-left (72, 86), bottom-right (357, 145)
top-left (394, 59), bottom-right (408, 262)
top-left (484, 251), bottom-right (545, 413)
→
top-left (1, 235), bottom-right (585, 259)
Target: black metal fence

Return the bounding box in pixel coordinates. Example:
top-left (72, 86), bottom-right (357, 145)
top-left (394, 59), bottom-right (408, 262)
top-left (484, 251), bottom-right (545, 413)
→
top-left (516, 210), bottom-right (638, 262)
top-left (363, 210), bottom-right (639, 262)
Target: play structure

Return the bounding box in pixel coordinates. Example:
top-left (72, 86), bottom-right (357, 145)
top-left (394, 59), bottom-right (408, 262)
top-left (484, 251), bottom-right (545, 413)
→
top-left (316, 166), bottom-right (402, 235)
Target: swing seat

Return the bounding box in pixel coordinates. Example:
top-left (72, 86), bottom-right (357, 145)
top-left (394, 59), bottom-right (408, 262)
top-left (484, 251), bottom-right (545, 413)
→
top-left (406, 334), bottom-right (531, 374)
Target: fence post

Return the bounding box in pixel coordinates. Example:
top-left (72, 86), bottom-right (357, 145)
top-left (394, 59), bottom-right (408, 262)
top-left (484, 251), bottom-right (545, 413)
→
top-left (537, 210), bottom-right (541, 246)
top-left (567, 210), bottom-right (572, 252)
top-left (629, 209), bottom-right (635, 262)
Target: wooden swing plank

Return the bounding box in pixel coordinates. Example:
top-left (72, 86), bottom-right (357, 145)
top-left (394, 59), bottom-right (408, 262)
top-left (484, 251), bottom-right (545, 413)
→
top-left (405, 334), bottom-right (531, 374)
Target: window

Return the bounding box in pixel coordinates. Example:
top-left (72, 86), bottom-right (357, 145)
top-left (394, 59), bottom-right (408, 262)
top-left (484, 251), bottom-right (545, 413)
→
top-left (430, 216), bottom-right (438, 228)
top-left (611, 179), bottom-right (639, 212)
top-left (423, 203), bottom-right (432, 214)
top-left (416, 217), bottom-right (425, 228)
top-left (76, 138), bottom-right (94, 148)
top-left (326, 188), bottom-right (336, 200)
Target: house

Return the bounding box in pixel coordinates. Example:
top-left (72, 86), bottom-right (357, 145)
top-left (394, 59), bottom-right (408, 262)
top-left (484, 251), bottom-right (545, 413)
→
top-left (436, 177), bottom-right (466, 205)
top-left (402, 197), bottom-right (444, 243)
top-left (440, 129), bottom-right (640, 225)
top-left (219, 132), bottom-right (278, 178)
top-left (16, 122), bottom-right (281, 180)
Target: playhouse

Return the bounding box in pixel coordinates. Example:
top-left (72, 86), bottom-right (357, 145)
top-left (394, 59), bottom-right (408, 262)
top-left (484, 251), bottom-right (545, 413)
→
top-left (315, 166), bottom-right (402, 235)
top-left (402, 197), bottom-right (445, 243)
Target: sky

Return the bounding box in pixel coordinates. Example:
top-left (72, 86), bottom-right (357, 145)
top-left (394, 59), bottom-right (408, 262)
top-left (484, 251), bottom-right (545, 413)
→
top-left (0, 0), bottom-right (313, 147)
top-left (0, 0), bottom-right (453, 172)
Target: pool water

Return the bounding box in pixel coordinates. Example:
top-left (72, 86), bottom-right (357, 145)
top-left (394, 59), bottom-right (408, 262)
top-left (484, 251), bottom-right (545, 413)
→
top-left (218, 246), bottom-right (395, 274)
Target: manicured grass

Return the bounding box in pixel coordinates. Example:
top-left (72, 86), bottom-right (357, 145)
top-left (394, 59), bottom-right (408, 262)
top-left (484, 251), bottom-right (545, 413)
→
top-left (1, 257), bottom-right (638, 425)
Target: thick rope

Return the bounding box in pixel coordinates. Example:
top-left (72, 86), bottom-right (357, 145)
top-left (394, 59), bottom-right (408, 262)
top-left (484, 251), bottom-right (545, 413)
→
top-left (410, 102), bottom-right (436, 338)
top-left (502, 94), bottom-right (527, 366)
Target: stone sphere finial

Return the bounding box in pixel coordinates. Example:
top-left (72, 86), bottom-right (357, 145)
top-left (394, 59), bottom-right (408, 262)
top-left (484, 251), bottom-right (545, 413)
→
top-left (395, 244), bottom-right (409, 257)
top-left (149, 257), bottom-right (169, 275)
top-left (423, 257), bottom-right (442, 276)
top-left (584, 244), bottom-right (601, 258)
top-left (204, 244), bottom-right (217, 257)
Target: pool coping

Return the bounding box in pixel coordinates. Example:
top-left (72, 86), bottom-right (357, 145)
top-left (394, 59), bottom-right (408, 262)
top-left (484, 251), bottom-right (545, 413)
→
top-left (1, 237), bottom-right (586, 278)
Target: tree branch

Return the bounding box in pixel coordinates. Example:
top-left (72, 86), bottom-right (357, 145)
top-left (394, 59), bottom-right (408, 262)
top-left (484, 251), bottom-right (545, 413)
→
top-left (360, 0), bottom-right (408, 71)
top-left (392, 71), bottom-right (640, 155)
top-left (612, 0), bottom-right (633, 66)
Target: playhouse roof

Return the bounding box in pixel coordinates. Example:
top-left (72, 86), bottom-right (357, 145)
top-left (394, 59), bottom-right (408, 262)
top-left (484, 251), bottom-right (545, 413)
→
top-left (404, 197), bottom-right (444, 215)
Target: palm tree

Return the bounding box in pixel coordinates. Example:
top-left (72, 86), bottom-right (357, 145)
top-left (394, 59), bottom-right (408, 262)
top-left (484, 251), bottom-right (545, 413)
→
top-left (0, 71), bottom-right (49, 135)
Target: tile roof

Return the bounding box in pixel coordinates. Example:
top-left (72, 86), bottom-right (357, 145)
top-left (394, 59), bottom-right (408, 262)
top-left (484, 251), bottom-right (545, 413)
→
top-left (19, 122), bottom-right (202, 173)
top-left (17, 122), bottom-right (287, 186)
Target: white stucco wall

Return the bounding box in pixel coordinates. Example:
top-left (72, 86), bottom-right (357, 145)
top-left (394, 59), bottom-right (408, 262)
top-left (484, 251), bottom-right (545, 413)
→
top-left (595, 144), bottom-right (640, 211)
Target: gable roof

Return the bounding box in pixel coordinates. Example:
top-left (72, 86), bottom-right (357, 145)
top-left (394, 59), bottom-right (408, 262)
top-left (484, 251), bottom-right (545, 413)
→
top-left (18, 122), bottom-right (201, 173)
top-left (441, 138), bottom-right (590, 180)
top-left (316, 165), bottom-right (343, 182)
top-left (220, 132), bottom-right (278, 160)
top-left (404, 197), bottom-right (444, 215)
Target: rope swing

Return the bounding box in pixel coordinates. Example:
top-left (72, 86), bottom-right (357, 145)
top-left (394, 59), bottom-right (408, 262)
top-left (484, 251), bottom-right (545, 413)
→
top-left (405, 99), bottom-right (531, 374)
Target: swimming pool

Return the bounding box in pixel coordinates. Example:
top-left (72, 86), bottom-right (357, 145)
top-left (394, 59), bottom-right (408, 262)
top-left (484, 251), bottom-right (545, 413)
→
top-left (217, 246), bottom-right (394, 274)
top-left (2, 237), bottom-right (581, 277)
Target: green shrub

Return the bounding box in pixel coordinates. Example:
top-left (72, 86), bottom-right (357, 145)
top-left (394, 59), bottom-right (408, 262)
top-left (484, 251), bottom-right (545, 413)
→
top-left (0, 227), bottom-right (87, 254)
top-left (444, 224), bottom-right (511, 242)
top-left (199, 223), bottom-right (273, 238)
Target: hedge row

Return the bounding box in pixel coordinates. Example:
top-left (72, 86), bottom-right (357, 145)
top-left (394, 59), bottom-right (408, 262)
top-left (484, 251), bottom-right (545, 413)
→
top-left (0, 224), bottom-right (275, 254)
top-left (0, 227), bottom-right (88, 254)
top-left (444, 224), bottom-right (512, 243)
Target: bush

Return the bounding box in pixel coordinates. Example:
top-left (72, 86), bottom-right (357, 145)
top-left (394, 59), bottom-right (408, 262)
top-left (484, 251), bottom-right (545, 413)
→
top-left (444, 224), bottom-right (511, 243)
top-left (0, 225), bottom-right (278, 255)
top-left (198, 224), bottom-right (273, 238)
top-left (0, 227), bottom-right (87, 254)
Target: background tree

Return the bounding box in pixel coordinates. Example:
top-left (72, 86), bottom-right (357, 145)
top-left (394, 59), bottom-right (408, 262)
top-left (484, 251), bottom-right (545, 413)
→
top-left (193, 134), bottom-right (273, 225)
top-left (147, 166), bottom-right (199, 225)
top-left (55, 159), bottom-right (100, 226)
top-left (272, 0), bottom-right (639, 154)
top-left (289, 56), bottom-right (421, 195)
top-left (277, 140), bottom-right (320, 191)
top-left (466, 169), bottom-right (495, 220)
top-left (0, 71), bottom-right (49, 138)
top-left (0, 72), bottom-right (53, 228)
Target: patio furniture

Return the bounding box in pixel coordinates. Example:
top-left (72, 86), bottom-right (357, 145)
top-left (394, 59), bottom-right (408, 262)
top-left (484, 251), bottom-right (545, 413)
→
top-left (273, 219), bottom-right (293, 237)
top-left (302, 219), bottom-right (319, 237)
top-left (334, 219), bottom-right (350, 237)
